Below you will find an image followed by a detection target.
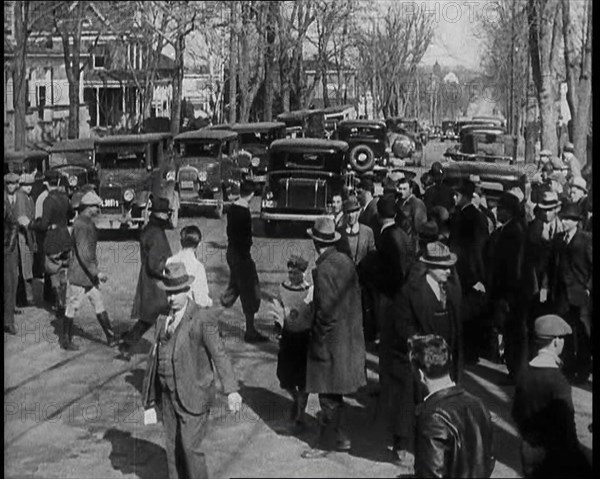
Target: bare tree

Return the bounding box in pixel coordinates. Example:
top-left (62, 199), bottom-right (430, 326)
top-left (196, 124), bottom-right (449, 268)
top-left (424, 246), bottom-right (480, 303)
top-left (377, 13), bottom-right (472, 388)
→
top-left (562, 0), bottom-right (591, 163)
top-left (228, 1), bottom-right (239, 122)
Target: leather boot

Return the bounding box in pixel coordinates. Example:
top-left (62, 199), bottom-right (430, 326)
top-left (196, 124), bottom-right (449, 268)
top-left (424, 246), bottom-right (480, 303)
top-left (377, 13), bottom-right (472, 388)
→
top-left (119, 321), bottom-right (151, 352)
top-left (96, 311), bottom-right (117, 346)
top-left (60, 316), bottom-right (79, 351)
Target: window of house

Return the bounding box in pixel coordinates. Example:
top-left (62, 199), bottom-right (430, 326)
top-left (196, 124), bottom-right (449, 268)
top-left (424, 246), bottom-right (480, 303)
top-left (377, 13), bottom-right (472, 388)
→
top-left (37, 85), bottom-right (46, 119)
top-left (93, 46), bottom-right (108, 69)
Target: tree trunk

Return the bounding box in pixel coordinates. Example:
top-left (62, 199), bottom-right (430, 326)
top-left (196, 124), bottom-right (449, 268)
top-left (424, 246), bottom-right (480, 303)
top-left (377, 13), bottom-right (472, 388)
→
top-left (228, 2), bottom-right (238, 123)
top-left (170, 33), bottom-right (185, 136)
top-left (263, 1), bottom-right (277, 121)
top-left (13, 1), bottom-right (29, 151)
top-left (321, 55), bottom-right (329, 108)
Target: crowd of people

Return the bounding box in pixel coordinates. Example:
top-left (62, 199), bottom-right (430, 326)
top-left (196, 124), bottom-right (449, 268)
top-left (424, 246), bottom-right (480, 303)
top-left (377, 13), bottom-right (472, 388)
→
top-left (3, 139), bottom-right (593, 478)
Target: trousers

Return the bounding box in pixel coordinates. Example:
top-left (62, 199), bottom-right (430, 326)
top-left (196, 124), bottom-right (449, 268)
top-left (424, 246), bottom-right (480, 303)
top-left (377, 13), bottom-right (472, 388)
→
top-left (221, 249), bottom-right (260, 317)
top-left (4, 249), bottom-right (19, 328)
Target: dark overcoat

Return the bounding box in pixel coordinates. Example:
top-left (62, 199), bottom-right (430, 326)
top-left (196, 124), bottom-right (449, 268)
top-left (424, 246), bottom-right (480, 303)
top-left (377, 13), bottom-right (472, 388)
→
top-left (375, 223), bottom-right (413, 298)
top-left (14, 189), bottom-right (36, 280)
top-left (67, 214), bottom-right (99, 288)
top-left (306, 247), bottom-right (366, 395)
top-left (131, 216), bottom-right (172, 324)
top-left (358, 197), bottom-right (379, 241)
top-left (142, 301), bottom-right (239, 415)
top-left (36, 189), bottom-right (73, 256)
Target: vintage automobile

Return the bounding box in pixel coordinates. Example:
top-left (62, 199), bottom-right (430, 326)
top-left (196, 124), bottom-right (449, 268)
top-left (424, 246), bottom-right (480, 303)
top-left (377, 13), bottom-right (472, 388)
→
top-left (4, 148), bottom-right (51, 203)
top-left (445, 127), bottom-right (517, 164)
top-left (441, 160), bottom-right (531, 203)
top-left (49, 138), bottom-right (98, 208)
top-left (322, 104), bottom-right (357, 135)
top-left (276, 109), bottom-right (326, 139)
top-left (94, 133), bottom-right (179, 230)
top-left (333, 119), bottom-right (389, 173)
top-left (260, 138), bottom-right (351, 236)
top-left (174, 129), bottom-right (244, 218)
top-left (472, 115), bottom-right (506, 128)
top-left (440, 120), bottom-right (458, 142)
top-left (385, 117), bottom-right (424, 166)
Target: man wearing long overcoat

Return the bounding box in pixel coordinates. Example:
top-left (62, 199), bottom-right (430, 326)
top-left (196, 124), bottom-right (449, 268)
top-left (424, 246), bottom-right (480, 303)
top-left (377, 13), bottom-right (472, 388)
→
top-left (389, 241), bottom-right (462, 464)
top-left (120, 197), bottom-right (172, 353)
top-left (302, 217), bottom-right (366, 459)
top-left (4, 182), bottom-right (20, 335)
top-left (14, 173), bottom-right (37, 306)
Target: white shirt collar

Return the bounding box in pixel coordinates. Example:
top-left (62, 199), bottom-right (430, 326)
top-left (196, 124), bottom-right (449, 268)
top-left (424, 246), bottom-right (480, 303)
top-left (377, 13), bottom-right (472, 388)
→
top-left (425, 274), bottom-right (441, 301)
top-left (234, 197), bottom-right (250, 208)
top-left (423, 380), bottom-right (456, 402)
top-left (346, 223), bottom-right (360, 234)
top-left (380, 220), bottom-right (395, 234)
top-left (529, 349), bottom-right (561, 368)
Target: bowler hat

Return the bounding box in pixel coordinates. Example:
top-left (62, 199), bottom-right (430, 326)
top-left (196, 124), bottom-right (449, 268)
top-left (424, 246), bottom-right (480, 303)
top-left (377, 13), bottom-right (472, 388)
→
top-left (570, 176), bottom-right (587, 194)
top-left (287, 255), bottom-right (309, 272)
top-left (151, 197), bottom-right (171, 213)
top-left (377, 194), bottom-right (397, 219)
top-left (558, 201), bottom-right (583, 220)
top-left (497, 191), bottom-right (520, 215)
top-left (343, 196), bottom-right (361, 213)
top-left (156, 262), bottom-right (195, 292)
top-left (419, 241), bottom-right (457, 267)
top-left (430, 161), bottom-right (444, 179)
top-left (534, 314), bottom-right (572, 338)
top-left (563, 142), bottom-right (575, 153)
top-left (306, 217), bottom-right (341, 244)
top-left (457, 180), bottom-right (476, 198)
top-left (4, 172), bottom-right (19, 184)
top-left (418, 221), bottom-right (439, 243)
top-left (80, 191), bottom-right (103, 207)
top-left (537, 190), bottom-right (561, 210)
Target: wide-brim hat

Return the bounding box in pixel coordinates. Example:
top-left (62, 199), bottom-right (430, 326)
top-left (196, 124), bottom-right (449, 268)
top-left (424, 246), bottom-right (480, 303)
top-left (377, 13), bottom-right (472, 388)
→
top-left (156, 262), bottom-right (195, 292)
top-left (558, 201), bottom-right (584, 221)
top-left (80, 191), bottom-right (103, 207)
top-left (418, 221), bottom-right (439, 242)
top-left (4, 172), bottom-right (20, 183)
top-left (151, 196), bottom-right (171, 213)
top-left (457, 180), bottom-right (475, 198)
top-left (419, 241), bottom-right (457, 267)
top-left (306, 217), bottom-right (341, 244)
top-left (343, 196), bottom-right (361, 213)
top-left (537, 190), bottom-right (561, 210)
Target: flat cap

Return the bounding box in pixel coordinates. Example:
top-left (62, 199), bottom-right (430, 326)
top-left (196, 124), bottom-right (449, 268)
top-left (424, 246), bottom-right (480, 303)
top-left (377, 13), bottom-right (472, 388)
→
top-left (563, 142), bottom-right (575, 153)
top-left (534, 314), bottom-right (572, 338)
top-left (377, 194), bottom-right (397, 219)
top-left (80, 191), bottom-right (103, 207)
top-left (19, 173), bottom-right (35, 185)
top-left (4, 172), bottom-right (20, 183)
top-left (287, 255), bottom-right (309, 272)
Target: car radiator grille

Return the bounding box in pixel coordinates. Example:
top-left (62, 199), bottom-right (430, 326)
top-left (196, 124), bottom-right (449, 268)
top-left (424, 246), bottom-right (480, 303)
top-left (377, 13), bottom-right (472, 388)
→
top-left (278, 178), bottom-right (327, 209)
top-left (99, 186), bottom-right (122, 211)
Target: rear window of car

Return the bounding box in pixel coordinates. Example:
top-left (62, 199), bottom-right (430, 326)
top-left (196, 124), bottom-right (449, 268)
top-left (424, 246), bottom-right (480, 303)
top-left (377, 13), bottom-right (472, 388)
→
top-left (179, 141), bottom-right (220, 157)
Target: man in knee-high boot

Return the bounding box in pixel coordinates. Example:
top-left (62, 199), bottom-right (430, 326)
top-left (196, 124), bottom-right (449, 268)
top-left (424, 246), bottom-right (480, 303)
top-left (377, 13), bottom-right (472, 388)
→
top-left (63, 191), bottom-right (115, 350)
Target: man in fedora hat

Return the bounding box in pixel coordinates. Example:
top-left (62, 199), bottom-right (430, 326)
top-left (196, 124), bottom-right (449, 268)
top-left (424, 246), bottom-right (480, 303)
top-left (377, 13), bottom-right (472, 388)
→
top-left (120, 197), bottom-right (173, 354)
top-left (547, 202), bottom-right (592, 385)
top-left (301, 217), bottom-right (366, 459)
top-left (220, 180), bottom-right (267, 343)
top-left (561, 141), bottom-right (582, 181)
top-left (142, 262), bottom-right (242, 479)
top-left (512, 314), bottom-right (591, 477)
top-left (338, 196), bottom-right (375, 266)
top-left (14, 173), bottom-right (37, 307)
top-left (62, 191), bottom-right (115, 350)
top-left (423, 161), bottom-right (456, 216)
top-left (487, 191), bottom-right (528, 382)
top-left (388, 241), bottom-right (463, 465)
top-left (397, 176), bottom-right (427, 255)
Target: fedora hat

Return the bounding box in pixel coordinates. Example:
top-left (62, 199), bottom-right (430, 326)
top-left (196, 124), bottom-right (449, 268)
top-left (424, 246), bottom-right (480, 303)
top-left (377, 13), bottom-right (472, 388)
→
top-left (157, 262), bottom-right (195, 292)
top-left (418, 221), bottom-right (439, 243)
top-left (343, 196), bottom-right (361, 213)
top-left (457, 180), bottom-right (475, 198)
top-left (307, 217), bottom-right (341, 244)
top-left (537, 190), bottom-right (561, 210)
top-left (429, 161), bottom-right (444, 179)
top-left (559, 201), bottom-right (583, 221)
top-left (151, 196), bottom-right (171, 213)
top-left (570, 176), bottom-right (587, 194)
top-left (420, 241), bottom-right (457, 267)
top-left (80, 191), bottom-right (103, 207)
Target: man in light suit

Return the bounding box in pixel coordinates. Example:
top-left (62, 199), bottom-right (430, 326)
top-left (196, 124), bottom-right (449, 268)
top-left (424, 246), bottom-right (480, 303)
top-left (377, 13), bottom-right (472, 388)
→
top-left (142, 262), bottom-right (242, 479)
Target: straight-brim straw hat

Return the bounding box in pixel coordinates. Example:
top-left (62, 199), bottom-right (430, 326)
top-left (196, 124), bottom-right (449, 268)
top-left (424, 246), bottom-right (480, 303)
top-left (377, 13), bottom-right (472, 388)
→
top-left (419, 241), bottom-right (457, 267)
top-left (306, 217), bottom-right (341, 244)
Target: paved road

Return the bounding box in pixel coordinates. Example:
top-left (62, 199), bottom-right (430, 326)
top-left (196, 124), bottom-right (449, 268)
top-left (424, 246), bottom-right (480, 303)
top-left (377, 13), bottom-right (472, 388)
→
top-left (4, 140), bottom-right (592, 478)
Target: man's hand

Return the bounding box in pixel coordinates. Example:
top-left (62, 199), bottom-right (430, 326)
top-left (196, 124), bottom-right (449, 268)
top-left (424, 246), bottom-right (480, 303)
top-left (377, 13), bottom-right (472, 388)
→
top-left (473, 282), bottom-right (486, 293)
top-left (539, 288), bottom-right (548, 303)
top-left (97, 272), bottom-right (108, 283)
top-left (227, 392), bottom-right (243, 413)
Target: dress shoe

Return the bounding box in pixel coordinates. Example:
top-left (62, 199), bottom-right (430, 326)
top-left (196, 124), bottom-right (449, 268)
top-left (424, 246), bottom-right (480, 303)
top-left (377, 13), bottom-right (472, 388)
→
top-left (4, 325), bottom-right (17, 335)
top-left (244, 331), bottom-right (269, 343)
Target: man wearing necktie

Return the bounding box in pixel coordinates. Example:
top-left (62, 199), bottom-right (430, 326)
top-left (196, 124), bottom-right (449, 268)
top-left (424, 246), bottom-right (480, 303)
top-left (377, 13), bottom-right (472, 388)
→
top-left (389, 241), bottom-right (463, 467)
top-left (142, 262), bottom-right (242, 479)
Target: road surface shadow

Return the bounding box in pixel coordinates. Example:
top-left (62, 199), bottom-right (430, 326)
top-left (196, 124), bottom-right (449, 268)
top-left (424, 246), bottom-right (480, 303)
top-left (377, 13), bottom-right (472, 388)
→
top-left (104, 428), bottom-right (168, 479)
top-left (98, 229), bottom-right (141, 242)
top-left (252, 218), bottom-right (314, 239)
top-left (124, 368), bottom-right (146, 397)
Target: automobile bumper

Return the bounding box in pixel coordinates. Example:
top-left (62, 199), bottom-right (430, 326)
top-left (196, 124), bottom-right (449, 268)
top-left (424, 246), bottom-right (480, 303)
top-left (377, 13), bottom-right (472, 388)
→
top-left (261, 211), bottom-right (332, 222)
top-left (96, 213), bottom-right (144, 230)
top-left (249, 174), bottom-right (266, 183)
top-left (180, 198), bottom-right (225, 207)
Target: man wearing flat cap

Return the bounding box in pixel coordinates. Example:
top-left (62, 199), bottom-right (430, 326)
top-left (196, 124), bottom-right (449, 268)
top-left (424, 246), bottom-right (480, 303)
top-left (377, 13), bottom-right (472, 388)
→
top-left (14, 173), bottom-right (37, 307)
top-left (546, 202), bottom-right (592, 385)
top-left (561, 141), bottom-right (582, 181)
top-left (62, 191), bottom-right (115, 350)
top-left (301, 217), bottom-right (366, 459)
top-left (512, 314), bottom-right (591, 478)
top-left (142, 262), bottom-right (242, 479)
top-left (389, 241), bottom-right (463, 465)
top-left (120, 196), bottom-right (173, 354)
top-left (567, 176), bottom-right (591, 231)
top-left (487, 191), bottom-right (527, 382)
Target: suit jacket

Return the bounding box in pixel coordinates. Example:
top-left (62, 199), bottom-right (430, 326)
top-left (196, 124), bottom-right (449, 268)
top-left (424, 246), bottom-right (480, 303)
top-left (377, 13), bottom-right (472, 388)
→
top-left (4, 191), bottom-right (18, 252)
top-left (14, 189), bottom-right (37, 279)
top-left (305, 247), bottom-right (366, 395)
top-left (488, 218), bottom-right (526, 306)
top-left (448, 203), bottom-right (489, 290)
top-left (358, 197), bottom-right (379, 240)
top-left (338, 224), bottom-right (376, 265)
top-left (131, 216), bottom-right (173, 323)
top-left (142, 300), bottom-right (239, 415)
top-left (67, 214), bottom-right (99, 288)
top-left (35, 189), bottom-right (73, 256)
top-left (549, 229), bottom-right (593, 310)
top-left (397, 195), bottom-right (427, 254)
top-left (375, 223), bottom-right (413, 298)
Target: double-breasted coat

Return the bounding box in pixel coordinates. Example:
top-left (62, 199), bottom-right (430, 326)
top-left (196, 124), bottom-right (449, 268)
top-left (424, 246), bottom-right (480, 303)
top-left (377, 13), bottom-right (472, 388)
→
top-left (338, 224), bottom-right (376, 265)
top-left (131, 216), bottom-right (172, 324)
top-left (14, 189), bottom-right (36, 280)
top-left (305, 247), bottom-right (366, 395)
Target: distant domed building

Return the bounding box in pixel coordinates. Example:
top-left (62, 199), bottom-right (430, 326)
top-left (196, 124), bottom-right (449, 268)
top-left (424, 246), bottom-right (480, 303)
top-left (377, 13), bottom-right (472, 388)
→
top-left (443, 72), bottom-right (459, 84)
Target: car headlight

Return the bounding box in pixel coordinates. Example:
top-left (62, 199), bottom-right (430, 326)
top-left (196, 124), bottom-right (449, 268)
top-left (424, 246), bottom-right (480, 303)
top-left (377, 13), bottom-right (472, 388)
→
top-left (166, 171), bottom-right (176, 181)
top-left (123, 189), bottom-right (135, 202)
top-left (198, 170), bottom-right (208, 181)
top-left (251, 156), bottom-right (260, 168)
top-left (68, 175), bottom-right (78, 187)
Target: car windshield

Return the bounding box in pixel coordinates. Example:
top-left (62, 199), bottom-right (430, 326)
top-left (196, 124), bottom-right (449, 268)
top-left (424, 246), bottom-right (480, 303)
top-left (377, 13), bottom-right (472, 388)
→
top-left (179, 141), bottom-right (221, 157)
top-left (96, 152), bottom-right (145, 169)
top-left (238, 132), bottom-right (273, 145)
top-left (50, 151), bottom-right (93, 167)
top-left (272, 150), bottom-right (341, 170)
top-left (342, 126), bottom-right (381, 139)
top-left (472, 132), bottom-right (505, 156)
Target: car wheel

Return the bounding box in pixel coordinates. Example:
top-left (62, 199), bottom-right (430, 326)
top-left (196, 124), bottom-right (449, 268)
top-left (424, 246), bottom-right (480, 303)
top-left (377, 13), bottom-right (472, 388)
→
top-left (264, 220), bottom-right (279, 237)
top-left (349, 145), bottom-right (376, 173)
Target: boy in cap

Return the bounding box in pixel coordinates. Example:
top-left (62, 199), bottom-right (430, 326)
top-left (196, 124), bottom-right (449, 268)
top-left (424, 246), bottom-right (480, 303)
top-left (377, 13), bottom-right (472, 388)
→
top-left (271, 255), bottom-right (313, 433)
top-left (512, 315), bottom-right (591, 478)
top-left (63, 190), bottom-right (115, 350)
